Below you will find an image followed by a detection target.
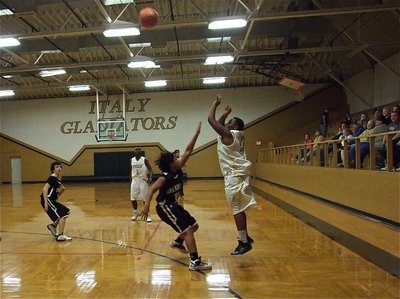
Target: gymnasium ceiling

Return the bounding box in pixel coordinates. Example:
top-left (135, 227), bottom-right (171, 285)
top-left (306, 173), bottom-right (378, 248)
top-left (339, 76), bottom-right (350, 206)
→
top-left (0, 0), bottom-right (399, 101)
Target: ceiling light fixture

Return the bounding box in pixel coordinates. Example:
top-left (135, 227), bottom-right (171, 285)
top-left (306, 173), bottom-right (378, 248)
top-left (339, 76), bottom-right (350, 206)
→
top-left (144, 80), bottom-right (167, 87)
top-left (2, 75), bottom-right (13, 78)
top-left (103, 0), bottom-right (134, 5)
top-left (39, 69), bottom-right (66, 77)
top-left (69, 85), bottom-right (91, 91)
top-left (203, 77), bottom-right (226, 84)
top-left (103, 27), bottom-right (140, 37)
top-left (128, 61), bottom-right (157, 68)
top-left (129, 42), bottom-right (151, 48)
top-left (205, 55), bottom-right (234, 65)
top-left (0, 37), bottom-right (20, 48)
top-left (41, 49), bottom-right (62, 54)
top-left (206, 37), bottom-right (231, 43)
top-left (0, 90), bottom-right (15, 97)
top-left (0, 9), bottom-right (13, 16)
top-left (208, 18), bottom-right (247, 30)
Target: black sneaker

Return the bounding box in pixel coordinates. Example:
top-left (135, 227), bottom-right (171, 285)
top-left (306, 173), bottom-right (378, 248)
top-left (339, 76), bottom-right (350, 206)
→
top-left (247, 235), bottom-right (254, 245)
top-left (231, 241), bottom-right (252, 255)
top-left (47, 224), bottom-right (57, 237)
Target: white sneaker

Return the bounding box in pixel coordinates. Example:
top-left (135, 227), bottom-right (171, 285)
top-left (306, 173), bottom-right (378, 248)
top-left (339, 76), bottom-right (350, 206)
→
top-left (146, 214), bottom-right (152, 223)
top-left (56, 234), bottom-right (72, 242)
top-left (189, 258), bottom-right (212, 271)
top-left (131, 211), bottom-right (139, 221)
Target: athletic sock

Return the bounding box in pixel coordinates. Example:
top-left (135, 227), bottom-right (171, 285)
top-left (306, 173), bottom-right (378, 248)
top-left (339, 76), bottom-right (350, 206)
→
top-left (238, 230), bottom-right (248, 243)
top-left (190, 252), bottom-right (199, 261)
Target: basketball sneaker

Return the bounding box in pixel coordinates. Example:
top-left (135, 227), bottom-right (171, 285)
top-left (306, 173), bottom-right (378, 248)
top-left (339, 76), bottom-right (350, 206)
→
top-left (131, 211), bottom-right (139, 221)
top-left (247, 235), bottom-right (254, 244)
top-left (189, 257), bottom-right (212, 271)
top-left (56, 234), bottom-right (72, 242)
top-left (146, 214), bottom-right (152, 223)
top-left (47, 224), bottom-right (57, 237)
top-left (169, 240), bottom-right (188, 253)
top-left (231, 240), bottom-right (252, 255)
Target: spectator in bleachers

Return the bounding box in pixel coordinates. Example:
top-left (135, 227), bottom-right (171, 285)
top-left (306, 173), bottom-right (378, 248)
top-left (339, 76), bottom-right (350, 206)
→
top-left (372, 115), bottom-right (389, 169)
top-left (308, 130), bottom-right (325, 165)
top-left (382, 107), bottom-right (391, 125)
top-left (374, 108), bottom-right (383, 121)
top-left (337, 128), bottom-right (353, 167)
top-left (344, 114), bottom-right (352, 125)
top-left (392, 105), bottom-right (400, 113)
top-left (348, 120), bottom-right (375, 168)
top-left (320, 108), bottom-right (329, 138)
top-left (382, 111), bottom-right (400, 171)
top-left (348, 121), bottom-right (365, 146)
top-left (298, 134), bottom-right (313, 162)
top-left (359, 112), bottom-right (369, 129)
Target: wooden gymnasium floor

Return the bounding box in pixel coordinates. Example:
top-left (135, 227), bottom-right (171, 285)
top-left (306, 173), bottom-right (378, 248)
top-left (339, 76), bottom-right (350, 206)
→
top-left (1, 180), bottom-right (399, 298)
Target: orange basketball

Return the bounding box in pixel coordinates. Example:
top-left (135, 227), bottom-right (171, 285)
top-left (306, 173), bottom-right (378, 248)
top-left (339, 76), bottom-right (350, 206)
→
top-left (139, 7), bottom-right (158, 28)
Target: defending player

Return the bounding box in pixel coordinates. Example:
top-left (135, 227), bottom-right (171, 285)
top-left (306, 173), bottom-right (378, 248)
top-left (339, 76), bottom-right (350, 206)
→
top-left (141, 122), bottom-right (212, 271)
top-left (208, 94), bottom-right (257, 255)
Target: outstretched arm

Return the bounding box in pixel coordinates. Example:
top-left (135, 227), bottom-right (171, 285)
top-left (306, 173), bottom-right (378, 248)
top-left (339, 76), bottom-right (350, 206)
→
top-left (140, 176), bottom-right (166, 220)
top-left (208, 94), bottom-right (233, 145)
top-left (177, 122), bottom-right (201, 169)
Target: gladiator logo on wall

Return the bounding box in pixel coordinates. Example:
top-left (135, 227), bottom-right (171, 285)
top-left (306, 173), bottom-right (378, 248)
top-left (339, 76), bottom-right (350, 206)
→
top-left (60, 97), bottom-right (177, 134)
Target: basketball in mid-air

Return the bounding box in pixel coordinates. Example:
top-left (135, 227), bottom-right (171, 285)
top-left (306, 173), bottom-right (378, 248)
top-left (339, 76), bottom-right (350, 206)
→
top-left (139, 7), bottom-right (158, 28)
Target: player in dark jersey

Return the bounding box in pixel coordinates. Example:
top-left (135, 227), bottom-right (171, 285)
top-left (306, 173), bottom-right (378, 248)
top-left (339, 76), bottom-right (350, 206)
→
top-left (141, 123), bottom-right (212, 271)
top-left (40, 160), bottom-right (72, 241)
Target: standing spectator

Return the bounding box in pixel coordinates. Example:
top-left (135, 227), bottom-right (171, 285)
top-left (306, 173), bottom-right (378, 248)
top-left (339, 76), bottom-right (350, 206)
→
top-left (40, 160), bottom-right (72, 242)
top-left (372, 115), bottom-right (389, 169)
top-left (320, 108), bottom-right (329, 138)
top-left (382, 107), bottom-right (391, 125)
top-left (344, 114), bottom-right (352, 125)
top-left (359, 113), bottom-right (369, 130)
top-left (130, 147), bottom-right (153, 222)
top-left (208, 95), bottom-right (257, 255)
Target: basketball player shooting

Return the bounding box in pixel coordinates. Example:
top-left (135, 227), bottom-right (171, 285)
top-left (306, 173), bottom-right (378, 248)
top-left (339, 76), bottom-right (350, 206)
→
top-left (208, 94), bottom-right (257, 255)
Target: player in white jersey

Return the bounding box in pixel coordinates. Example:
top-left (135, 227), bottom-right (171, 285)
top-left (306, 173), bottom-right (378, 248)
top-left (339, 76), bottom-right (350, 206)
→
top-left (208, 94), bottom-right (257, 255)
top-left (130, 147), bottom-right (153, 222)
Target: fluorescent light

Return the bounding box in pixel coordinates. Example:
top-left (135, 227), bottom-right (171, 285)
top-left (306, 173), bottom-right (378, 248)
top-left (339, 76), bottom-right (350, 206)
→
top-left (39, 69), bottom-right (66, 77)
top-left (41, 49), bottom-right (62, 54)
top-left (206, 37), bottom-right (231, 43)
top-left (129, 42), bottom-right (151, 48)
top-left (103, 27), bottom-right (140, 37)
top-left (203, 77), bottom-right (226, 84)
top-left (0, 9), bottom-right (13, 16)
top-left (69, 85), bottom-right (90, 91)
top-left (103, 0), bottom-right (134, 5)
top-left (208, 19), bottom-right (247, 30)
top-left (2, 75), bottom-right (13, 78)
top-left (205, 55), bottom-right (234, 65)
top-left (0, 37), bottom-right (20, 47)
top-left (128, 60), bottom-right (156, 68)
top-left (145, 80), bottom-right (167, 87)
top-left (80, 70), bottom-right (88, 73)
top-left (0, 90), bottom-right (15, 97)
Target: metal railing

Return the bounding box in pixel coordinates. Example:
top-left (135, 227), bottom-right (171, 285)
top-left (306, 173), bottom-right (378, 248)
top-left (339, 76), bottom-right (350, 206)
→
top-left (258, 131), bottom-right (400, 171)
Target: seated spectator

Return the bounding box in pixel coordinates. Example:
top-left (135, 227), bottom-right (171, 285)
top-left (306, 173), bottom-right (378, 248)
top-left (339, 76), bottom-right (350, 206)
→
top-left (297, 134), bottom-right (313, 162)
top-left (348, 120), bottom-right (375, 168)
top-left (348, 121), bottom-right (365, 145)
top-left (337, 128), bottom-right (353, 167)
top-left (304, 130), bottom-right (325, 165)
top-left (393, 105), bottom-right (400, 113)
top-left (382, 107), bottom-right (391, 125)
top-left (372, 115), bottom-right (389, 169)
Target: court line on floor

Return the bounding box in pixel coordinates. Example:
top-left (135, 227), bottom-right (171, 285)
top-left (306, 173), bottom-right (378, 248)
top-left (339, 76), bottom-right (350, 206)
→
top-left (0, 230), bottom-right (242, 299)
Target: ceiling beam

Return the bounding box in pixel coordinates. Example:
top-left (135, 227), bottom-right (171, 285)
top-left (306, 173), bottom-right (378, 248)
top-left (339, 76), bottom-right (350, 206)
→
top-left (0, 45), bottom-right (361, 75)
top-left (15, 4), bottom-right (399, 41)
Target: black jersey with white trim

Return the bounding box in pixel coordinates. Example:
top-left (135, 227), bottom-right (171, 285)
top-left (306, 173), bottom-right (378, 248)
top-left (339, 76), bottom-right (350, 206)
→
top-left (156, 172), bottom-right (183, 204)
top-left (40, 174), bottom-right (62, 202)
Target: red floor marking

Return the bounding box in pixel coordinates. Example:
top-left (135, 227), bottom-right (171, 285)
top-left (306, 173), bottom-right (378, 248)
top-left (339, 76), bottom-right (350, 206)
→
top-left (141, 220), bottom-right (162, 253)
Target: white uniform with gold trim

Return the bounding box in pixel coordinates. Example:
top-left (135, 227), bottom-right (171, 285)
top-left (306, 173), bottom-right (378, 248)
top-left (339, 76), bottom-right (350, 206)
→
top-left (130, 156), bottom-right (149, 201)
top-left (217, 130), bottom-right (257, 215)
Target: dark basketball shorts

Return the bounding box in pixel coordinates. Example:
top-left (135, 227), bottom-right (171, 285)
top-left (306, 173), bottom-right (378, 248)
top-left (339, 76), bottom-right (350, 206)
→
top-left (156, 202), bottom-right (197, 233)
top-left (41, 197), bottom-right (70, 222)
